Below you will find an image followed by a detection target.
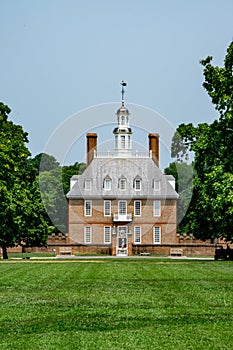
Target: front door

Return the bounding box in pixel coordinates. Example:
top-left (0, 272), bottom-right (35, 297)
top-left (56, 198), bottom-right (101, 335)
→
top-left (117, 226), bottom-right (128, 256)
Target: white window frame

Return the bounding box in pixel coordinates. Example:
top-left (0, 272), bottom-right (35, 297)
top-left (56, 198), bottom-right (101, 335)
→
top-left (104, 178), bottom-right (111, 190)
top-left (153, 179), bottom-right (161, 191)
top-left (134, 178), bottom-right (141, 191)
top-left (154, 200), bottom-right (161, 217)
top-left (84, 200), bottom-right (92, 216)
top-left (118, 200), bottom-right (127, 215)
top-left (134, 226), bottom-right (141, 244)
top-left (104, 226), bottom-right (111, 244)
top-left (120, 135), bottom-right (126, 149)
top-left (84, 179), bottom-right (92, 190)
top-left (134, 200), bottom-right (141, 216)
top-left (128, 135), bottom-right (131, 148)
top-left (84, 226), bottom-right (92, 244)
top-left (104, 200), bottom-right (111, 216)
top-left (154, 226), bottom-right (161, 244)
top-left (119, 178), bottom-right (126, 190)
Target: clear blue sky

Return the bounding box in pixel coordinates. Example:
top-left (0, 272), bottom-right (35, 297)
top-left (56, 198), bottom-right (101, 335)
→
top-left (1, 0), bottom-right (232, 166)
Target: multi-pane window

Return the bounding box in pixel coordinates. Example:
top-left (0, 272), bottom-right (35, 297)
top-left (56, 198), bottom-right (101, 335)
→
top-left (134, 226), bottom-right (141, 243)
top-left (134, 178), bottom-right (141, 191)
top-left (128, 135), bottom-right (131, 147)
top-left (154, 200), bottom-right (161, 217)
top-left (84, 200), bottom-right (92, 216)
top-left (84, 179), bottom-right (92, 190)
top-left (134, 200), bottom-right (141, 216)
top-left (119, 178), bottom-right (126, 190)
top-left (120, 135), bottom-right (125, 148)
top-left (104, 200), bottom-right (111, 216)
top-left (104, 178), bottom-right (111, 190)
top-left (84, 226), bottom-right (92, 244)
top-left (104, 226), bottom-right (111, 244)
top-left (154, 226), bottom-right (161, 244)
top-left (153, 179), bottom-right (160, 191)
top-left (118, 200), bottom-right (127, 215)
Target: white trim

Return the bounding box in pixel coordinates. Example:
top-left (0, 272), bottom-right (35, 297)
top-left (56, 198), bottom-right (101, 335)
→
top-left (104, 178), bottom-right (111, 190)
top-left (153, 226), bottom-right (161, 244)
top-left (134, 226), bottom-right (141, 243)
top-left (134, 200), bottom-right (141, 216)
top-left (84, 226), bottom-right (92, 244)
top-left (134, 179), bottom-right (141, 191)
top-left (84, 179), bottom-right (92, 190)
top-left (104, 200), bottom-right (111, 216)
top-left (118, 200), bottom-right (127, 215)
top-left (84, 200), bottom-right (92, 216)
top-left (104, 226), bottom-right (111, 244)
top-left (119, 178), bottom-right (126, 190)
top-left (153, 179), bottom-right (161, 191)
top-left (154, 200), bottom-right (161, 217)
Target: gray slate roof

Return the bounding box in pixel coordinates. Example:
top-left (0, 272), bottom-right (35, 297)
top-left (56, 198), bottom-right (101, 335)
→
top-left (67, 157), bottom-right (178, 200)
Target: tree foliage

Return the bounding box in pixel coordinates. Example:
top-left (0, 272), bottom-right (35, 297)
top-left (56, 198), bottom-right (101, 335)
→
top-left (0, 103), bottom-right (48, 258)
top-left (28, 153), bottom-right (60, 174)
top-left (164, 162), bottom-right (194, 233)
top-left (171, 41), bottom-right (233, 242)
top-left (38, 160), bottom-right (86, 233)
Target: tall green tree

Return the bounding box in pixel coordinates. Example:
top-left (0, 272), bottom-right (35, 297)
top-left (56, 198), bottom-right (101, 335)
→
top-left (62, 162), bottom-right (86, 194)
top-left (0, 102), bottom-right (48, 258)
top-left (164, 162), bottom-right (194, 233)
top-left (28, 153), bottom-right (60, 175)
top-left (38, 161), bottom-right (86, 233)
top-left (171, 41), bottom-right (233, 242)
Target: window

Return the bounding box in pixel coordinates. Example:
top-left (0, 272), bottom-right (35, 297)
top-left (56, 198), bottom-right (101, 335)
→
top-left (84, 226), bottom-right (92, 243)
top-left (119, 178), bottom-right (126, 190)
top-left (134, 226), bottom-right (141, 243)
top-left (120, 135), bottom-right (125, 148)
top-left (84, 179), bottom-right (92, 190)
top-left (154, 200), bottom-right (161, 217)
top-left (134, 179), bottom-right (141, 191)
top-left (104, 177), bottom-right (111, 190)
top-left (84, 200), bottom-right (92, 216)
top-left (153, 179), bottom-right (161, 191)
top-left (128, 135), bottom-right (131, 148)
top-left (154, 226), bottom-right (161, 244)
top-left (104, 200), bottom-right (111, 216)
top-left (118, 200), bottom-right (127, 215)
top-left (104, 226), bottom-right (111, 244)
top-left (115, 137), bottom-right (118, 149)
top-left (134, 200), bottom-right (141, 216)
top-left (134, 176), bottom-right (142, 191)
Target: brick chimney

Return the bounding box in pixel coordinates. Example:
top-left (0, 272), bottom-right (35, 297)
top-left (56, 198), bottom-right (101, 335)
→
top-left (148, 133), bottom-right (159, 166)
top-left (86, 133), bottom-right (97, 165)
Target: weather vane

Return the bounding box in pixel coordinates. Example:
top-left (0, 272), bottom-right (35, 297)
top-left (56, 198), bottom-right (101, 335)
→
top-left (120, 80), bottom-right (127, 104)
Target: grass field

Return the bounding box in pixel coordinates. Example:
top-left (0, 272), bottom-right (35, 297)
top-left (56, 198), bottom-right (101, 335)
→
top-left (0, 259), bottom-right (232, 350)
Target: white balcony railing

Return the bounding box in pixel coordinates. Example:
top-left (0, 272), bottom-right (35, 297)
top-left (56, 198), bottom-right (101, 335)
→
top-left (94, 150), bottom-right (152, 159)
top-left (113, 213), bottom-right (132, 222)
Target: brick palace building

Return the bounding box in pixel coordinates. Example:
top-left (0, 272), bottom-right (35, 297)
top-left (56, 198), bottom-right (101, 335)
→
top-left (66, 82), bottom-right (179, 256)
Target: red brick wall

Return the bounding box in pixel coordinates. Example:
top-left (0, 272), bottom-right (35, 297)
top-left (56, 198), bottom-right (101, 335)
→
top-left (68, 197), bottom-right (177, 248)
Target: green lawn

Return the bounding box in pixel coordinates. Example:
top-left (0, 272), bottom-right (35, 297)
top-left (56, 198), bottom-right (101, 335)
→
top-left (0, 259), bottom-right (232, 350)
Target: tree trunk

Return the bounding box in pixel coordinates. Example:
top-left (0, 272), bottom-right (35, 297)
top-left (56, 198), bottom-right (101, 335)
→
top-left (2, 246), bottom-right (8, 259)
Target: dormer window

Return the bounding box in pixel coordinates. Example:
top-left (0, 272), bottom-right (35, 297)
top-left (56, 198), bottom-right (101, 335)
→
top-left (119, 177), bottom-right (126, 190)
top-left (153, 179), bottom-right (161, 191)
top-left (84, 179), bottom-right (92, 190)
top-left (134, 176), bottom-right (142, 191)
top-left (103, 176), bottom-right (111, 190)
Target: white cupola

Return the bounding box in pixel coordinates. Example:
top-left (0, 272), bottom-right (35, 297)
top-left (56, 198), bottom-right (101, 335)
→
top-left (113, 81), bottom-right (132, 153)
